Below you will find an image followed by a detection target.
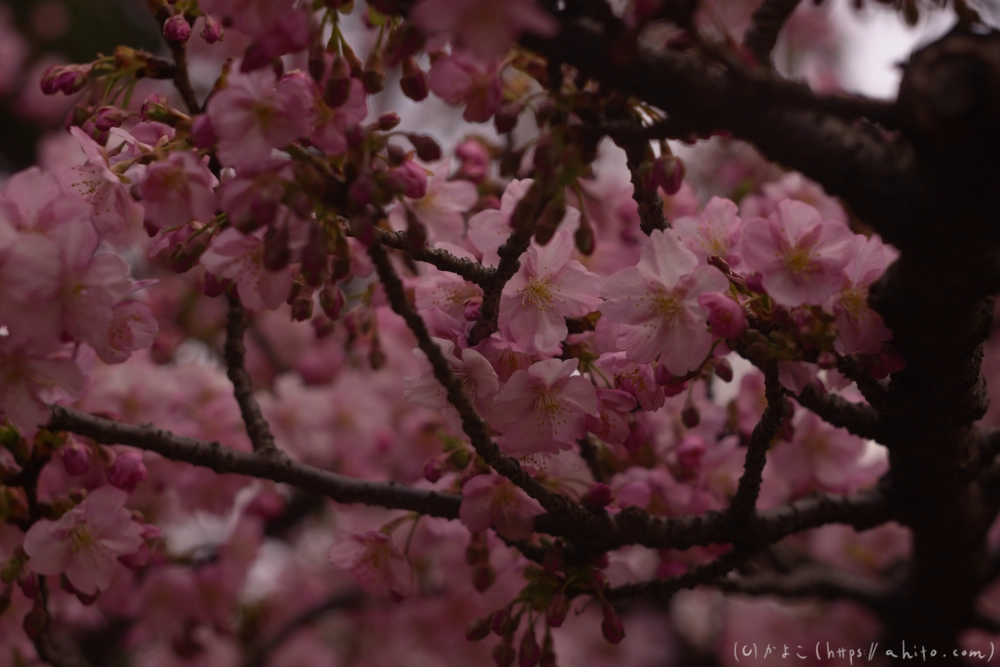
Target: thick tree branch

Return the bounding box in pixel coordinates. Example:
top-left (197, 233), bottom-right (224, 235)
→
top-left (519, 14), bottom-right (914, 239)
top-left (224, 296), bottom-right (279, 455)
top-left (714, 565), bottom-right (891, 612)
top-left (605, 544), bottom-right (757, 601)
top-left (742, 0), bottom-right (803, 67)
top-left (372, 227), bottom-right (495, 285)
top-left (794, 385), bottom-right (882, 441)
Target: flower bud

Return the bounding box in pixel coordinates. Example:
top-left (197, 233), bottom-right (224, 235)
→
top-left (386, 160), bottom-right (428, 199)
top-left (466, 617), bottom-right (492, 642)
top-left (301, 225), bottom-right (330, 287)
top-left (622, 421), bottom-right (647, 452)
top-left (676, 434), bottom-right (706, 468)
top-left (400, 57), bottom-right (429, 101)
top-left (94, 105), bottom-right (126, 132)
top-left (472, 563), bottom-right (496, 592)
top-left (681, 403), bottom-right (700, 428)
top-left (320, 281), bottom-right (347, 320)
top-left (575, 213), bottom-right (595, 255)
top-left (423, 457), bottom-right (444, 483)
top-left (19, 572), bottom-right (39, 600)
top-left (376, 112), bottom-right (401, 131)
top-left (61, 439), bottom-right (91, 476)
top-left (363, 48), bottom-right (386, 94)
top-left (163, 14), bottom-right (192, 42)
top-left (711, 357), bottom-right (734, 382)
top-left (23, 607), bottom-right (47, 639)
top-left (495, 102), bottom-right (523, 134)
top-left (201, 14), bottom-right (223, 43)
top-left (406, 133), bottom-right (442, 162)
top-left (292, 293), bottom-right (314, 321)
top-left (500, 146), bottom-right (527, 177)
top-left (108, 450), bottom-right (148, 493)
top-left (540, 633), bottom-right (557, 667)
top-left (518, 626), bottom-right (541, 667)
top-left (491, 603), bottom-right (516, 636)
top-left (324, 56), bottom-right (352, 108)
top-left (600, 602), bottom-right (625, 644)
top-left (341, 40), bottom-right (364, 78)
top-left (348, 172), bottom-right (376, 208)
top-left (582, 482), bottom-right (614, 509)
top-left (494, 638), bottom-right (516, 667)
top-left (545, 592), bottom-right (569, 628)
top-left (464, 301), bottom-right (481, 321)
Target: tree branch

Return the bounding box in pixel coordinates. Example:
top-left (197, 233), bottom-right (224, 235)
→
top-left (605, 544), bottom-right (757, 601)
top-left (794, 384), bottom-right (882, 441)
top-left (46, 406), bottom-right (463, 518)
top-left (224, 296), bottom-right (279, 455)
top-left (372, 227), bottom-right (495, 286)
top-left (713, 565), bottom-right (891, 612)
top-left (728, 362), bottom-right (785, 532)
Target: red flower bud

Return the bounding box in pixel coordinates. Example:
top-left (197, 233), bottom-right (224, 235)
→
top-left (518, 626), bottom-right (541, 667)
top-left (600, 602), bottom-right (625, 644)
top-left (163, 15), bottom-right (192, 42)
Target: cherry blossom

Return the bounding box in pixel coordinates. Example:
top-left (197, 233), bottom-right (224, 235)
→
top-left (499, 229), bottom-right (602, 356)
top-left (199, 227), bottom-right (295, 312)
top-left (829, 234), bottom-right (894, 354)
top-left (739, 199), bottom-right (853, 307)
top-left (412, 0), bottom-right (557, 61)
top-left (311, 78), bottom-right (368, 157)
top-left (673, 197), bottom-right (744, 268)
top-left (23, 486), bottom-right (145, 595)
top-left (0, 338), bottom-right (87, 434)
top-left (468, 178), bottom-right (539, 266)
top-left (426, 50), bottom-right (503, 123)
top-left (205, 66), bottom-right (314, 169)
top-left (599, 229), bottom-right (728, 373)
top-left (327, 530), bottom-right (413, 600)
top-left (138, 151), bottom-right (219, 230)
top-left (458, 474), bottom-right (544, 540)
top-left (492, 358), bottom-right (598, 456)
top-left (388, 160), bottom-right (478, 241)
top-left (403, 337), bottom-right (500, 432)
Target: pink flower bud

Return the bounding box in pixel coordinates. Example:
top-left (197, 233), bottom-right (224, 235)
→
top-left (676, 434), bottom-right (706, 468)
top-left (406, 133), bottom-right (442, 162)
top-left (107, 450), bottom-right (148, 493)
top-left (711, 357), bottom-right (734, 382)
top-left (386, 160), bottom-right (428, 199)
top-left (600, 602), bottom-right (626, 644)
top-left (363, 48), bottom-right (386, 94)
top-left (349, 173), bottom-right (376, 207)
top-left (546, 592), bottom-right (569, 628)
top-left (456, 138), bottom-right (489, 181)
top-left (464, 301), bottom-right (481, 321)
top-left (61, 440), bottom-right (91, 476)
top-left (491, 603), bottom-right (516, 636)
top-left (698, 292), bottom-right (747, 338)
top-left (400, 57), bottom-right (429, 101)
top-left (140, 94), bottom-right (168, 121)
top-left (582, 483), bottom-right (614, 509)
top-left (376, 112), bottom-right (401, 131)
top-left (423, 457), bottom-right (444, 483)
top-left (320, 282), bottom-right (347, 320)
top-left (94, 105), bottom-right (126, 132)
top-left (472, 563), bottom-right (496, 592)
top-left (518, 626), bottom-right (541, 667)
top-left (163, 15), bottom-right (192, 42)
top-left (494, 102), bottom-right (523, 134)
top-left (291, 293), bottom-right (314, 321)
top-left (19, 572), bottom-right (39, 600)
top-left (23, 607), bottom-right (47, 639)
top-left (119, 542), bottom-right (151, 570)
top-left (200, 14), bottom-right (223, 43)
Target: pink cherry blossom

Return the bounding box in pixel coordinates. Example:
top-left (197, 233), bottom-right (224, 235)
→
top-left (739, 199), bottom-right (853, 307)
top-left (829, 235), bottom-right (894, 355)
top-left (458, 474), bottom-right (544, 540)
top-left (138, 151), bottom-right (219, 230)
top-left (492, 358), bottom-right (598, 456)
top-left (468, 178), bottom-right (539, 266)
top-left (327, 530), bottom-right (413, 600)
top-left (388, 160), bottom-right (478, 242)
top-left (672, 196), bottom-right (744, 268)
top-left (414, 245), bottom-right (484, 323)
top-left (599, 229), bottom-right (729, 373)
top-left (499, 230), bottom-right (603, 356)
top-left (593, 352), bottom-right (666, 412)
top-left (206, 66), bottom-right (313, 169)
top-left (61, 127), bottom-right (144, 238)
top-left (426, 51), bottom-right (503, 123)
top-left (412, 0), bottom-right (557, 62)
top-left (199, 227), bottom-right (295, 312)
top-left (311, 78), bottom-right (368, 157)
top-left (0, 166), bottom-right (91, 237)
top-left (23, 486), bottom-right (145, 595)
top-left (768, 409), bottom-right (868, 495)
top-left (107, 449), bottom-right (149, 493)
top-left (403, 337), bottom-right (500, 432)
top-left (585, 388), bottom-right (637, 447)
top-left (0, 339), bottom-right (87, 434)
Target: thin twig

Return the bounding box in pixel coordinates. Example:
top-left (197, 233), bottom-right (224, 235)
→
top-left (605, 544), bottom-right (758, 601)
top-left (714, 565), bottom-right (890, 613)
top-left (373, 227), bottom-right (495, 285)
top-left (224, 295), bottom-right (279, 455)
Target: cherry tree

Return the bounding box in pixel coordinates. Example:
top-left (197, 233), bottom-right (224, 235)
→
top-left (2, 0), bottom-right (1000, 665)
